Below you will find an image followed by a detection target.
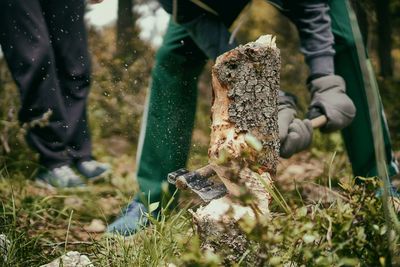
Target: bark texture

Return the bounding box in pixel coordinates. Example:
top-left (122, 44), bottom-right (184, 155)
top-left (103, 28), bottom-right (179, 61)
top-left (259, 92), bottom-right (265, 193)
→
top-left (208, 35), bottom-right (280, 213)
top-left (192, 35), bottom-right (280, 262)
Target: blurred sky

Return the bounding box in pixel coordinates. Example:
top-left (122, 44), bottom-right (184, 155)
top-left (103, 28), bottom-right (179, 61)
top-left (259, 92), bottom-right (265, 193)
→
top-left (86, 0), bottom-right (169, 47)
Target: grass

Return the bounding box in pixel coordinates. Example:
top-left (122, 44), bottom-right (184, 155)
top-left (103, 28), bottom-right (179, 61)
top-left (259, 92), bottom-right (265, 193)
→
top-left (0, 88), bottom-right (398, 265)
top-left (0, 146), bottom-right (399, 266)
top-left (0, 168), bottom-right (194, 266)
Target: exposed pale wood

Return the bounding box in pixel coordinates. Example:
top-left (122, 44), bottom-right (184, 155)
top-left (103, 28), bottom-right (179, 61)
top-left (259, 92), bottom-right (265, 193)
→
top-left (311, 115), bottom-right (328, 129)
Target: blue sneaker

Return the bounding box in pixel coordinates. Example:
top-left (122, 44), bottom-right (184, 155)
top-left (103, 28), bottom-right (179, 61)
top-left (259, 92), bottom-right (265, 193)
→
top-left (107, 200), bottom-right (149, 236)
top-left (75, 160), bottom-right (111, 181)
top-left (375, 185), bottom-right (400, 198)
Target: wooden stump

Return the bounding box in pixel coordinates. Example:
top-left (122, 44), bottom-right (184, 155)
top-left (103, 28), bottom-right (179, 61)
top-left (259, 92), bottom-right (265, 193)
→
top-left (192, 35), bottom-right (281, 262)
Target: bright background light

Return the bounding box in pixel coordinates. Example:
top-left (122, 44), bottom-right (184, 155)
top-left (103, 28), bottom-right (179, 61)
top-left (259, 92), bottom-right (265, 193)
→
top-left (86, 0), bottom-right (169, 48)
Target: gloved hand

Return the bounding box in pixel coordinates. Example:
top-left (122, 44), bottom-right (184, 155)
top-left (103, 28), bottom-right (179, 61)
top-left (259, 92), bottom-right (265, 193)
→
top-left (308, 75), bottom-right (356, 132)
top-left (278, 91), bottom-right (313, 158)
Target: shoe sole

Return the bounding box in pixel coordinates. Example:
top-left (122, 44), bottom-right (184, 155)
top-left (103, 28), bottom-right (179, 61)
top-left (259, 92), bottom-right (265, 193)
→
top-left (86, 169), bottom-right (112, 184)
top-left (35, 179), bottom-right (87, 190)
top-left (34, 179), bottom-right (57, 190)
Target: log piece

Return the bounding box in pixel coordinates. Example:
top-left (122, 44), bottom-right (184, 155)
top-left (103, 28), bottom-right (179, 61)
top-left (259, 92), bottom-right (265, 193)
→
top-left (192, 35), bottom-right (281, 261)
top-left (209, 34), bottom-right (280, 213)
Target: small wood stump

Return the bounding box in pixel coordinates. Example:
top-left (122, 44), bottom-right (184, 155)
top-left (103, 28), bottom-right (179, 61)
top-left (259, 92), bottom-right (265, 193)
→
top-left (192, 35), bottom-right (281, 262)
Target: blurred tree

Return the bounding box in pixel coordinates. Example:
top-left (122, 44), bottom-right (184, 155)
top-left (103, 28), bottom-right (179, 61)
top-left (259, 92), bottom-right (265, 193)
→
top-left (391, 0), bottom-right (400, 45)
top-left (351, 0), bottom-right (369, 45)
top-left (375, 0), bottom-right (393, 78)
top-left (117, 0), bottom-right (135, 59)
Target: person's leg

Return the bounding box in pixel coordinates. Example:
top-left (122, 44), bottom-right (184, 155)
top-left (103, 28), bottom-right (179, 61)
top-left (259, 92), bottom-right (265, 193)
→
top-left (175, 1), bottom-right (250, 59)
top-left (136, 19), bottom-right (207, 204)
top-left (0, 0), bottom-right (71, 168)
top-left (329, 0), bottom-right (398, 177)
top-left (41, 0), bottom-right (92, 162)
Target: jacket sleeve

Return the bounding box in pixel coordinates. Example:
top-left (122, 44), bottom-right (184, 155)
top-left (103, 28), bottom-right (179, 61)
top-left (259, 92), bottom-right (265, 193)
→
top-left (284, 0), bottom-right (335, 75)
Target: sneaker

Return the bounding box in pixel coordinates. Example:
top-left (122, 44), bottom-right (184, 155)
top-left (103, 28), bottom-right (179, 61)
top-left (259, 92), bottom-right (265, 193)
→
top-left (107, 200), bottom-right (149, 236)
top-left (375, 185), bottom-right (400, 198)
top-left (35, 165), bottom-right (85, 188)
top-left (75, 160), bottom-right (111, 181)
top-left (375, 186), bottom-right (400, 213)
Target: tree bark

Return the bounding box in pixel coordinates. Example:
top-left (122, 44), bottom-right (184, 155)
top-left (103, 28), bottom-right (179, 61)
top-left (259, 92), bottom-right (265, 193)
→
top-left (116, 0), bottom-right (134, 58)
top-left (192, 35), bottom-right (280, 263)
top-left (376, 0), bottom-right (393, 78)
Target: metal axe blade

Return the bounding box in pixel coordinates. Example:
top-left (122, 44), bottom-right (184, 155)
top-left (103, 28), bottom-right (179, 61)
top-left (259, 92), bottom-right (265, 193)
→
top-left (167, 165), bottom-right (227, 202)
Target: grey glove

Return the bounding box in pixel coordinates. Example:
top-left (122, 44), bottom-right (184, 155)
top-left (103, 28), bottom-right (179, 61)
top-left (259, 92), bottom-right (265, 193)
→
top-left (308, 75), bottom-right (356, 132)
top-left (280, 119), bottom-right (313, 159)
top-left (278, 92), bottom-right (313, 158)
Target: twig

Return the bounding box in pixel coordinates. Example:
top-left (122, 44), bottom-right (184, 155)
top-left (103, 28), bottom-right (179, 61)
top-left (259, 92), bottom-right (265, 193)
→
top-left (64, 210), bottom-right (74, 252)
top-left (44, 241), bottom-right (93, 247)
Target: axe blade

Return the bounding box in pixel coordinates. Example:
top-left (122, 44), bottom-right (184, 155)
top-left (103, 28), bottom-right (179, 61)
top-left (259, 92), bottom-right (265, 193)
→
top-left (167, 165), bottom-right (227, 202)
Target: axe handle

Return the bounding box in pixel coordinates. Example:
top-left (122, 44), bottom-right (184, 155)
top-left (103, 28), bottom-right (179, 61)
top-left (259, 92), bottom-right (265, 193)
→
top-left (195, 164), bottom-right (216, 179)
top-left (310, 115), bottom-right (327, 129)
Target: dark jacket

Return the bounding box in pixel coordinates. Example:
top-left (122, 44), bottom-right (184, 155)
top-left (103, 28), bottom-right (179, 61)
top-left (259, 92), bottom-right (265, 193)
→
top-left (158, 0), bottom-right (335, 75)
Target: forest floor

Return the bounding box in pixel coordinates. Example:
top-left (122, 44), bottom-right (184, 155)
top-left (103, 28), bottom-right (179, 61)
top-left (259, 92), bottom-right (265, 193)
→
top-left (1, 127), bottom-right (398, 266)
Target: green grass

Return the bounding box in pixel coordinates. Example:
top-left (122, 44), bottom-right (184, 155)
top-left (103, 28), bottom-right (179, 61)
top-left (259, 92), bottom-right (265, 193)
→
top-left (0, 170), bottom-right (193, 266)
top-left (0, 153), bottom-right (399, 266)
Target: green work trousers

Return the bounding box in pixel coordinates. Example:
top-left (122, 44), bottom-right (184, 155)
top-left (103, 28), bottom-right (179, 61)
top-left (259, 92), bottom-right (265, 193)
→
top-left (135, 24), bottom-right (207, 204)
top-left (329, 0), bottom-right (398, 178)
top-left (136, 0), bottom-right (398, 204)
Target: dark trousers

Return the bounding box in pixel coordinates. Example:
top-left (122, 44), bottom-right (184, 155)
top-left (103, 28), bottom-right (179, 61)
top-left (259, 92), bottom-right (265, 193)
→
top-left (0, 0), bottom-right (92, 168)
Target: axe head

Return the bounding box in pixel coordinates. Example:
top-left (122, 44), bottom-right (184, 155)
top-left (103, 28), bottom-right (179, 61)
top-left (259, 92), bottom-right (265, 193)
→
top-left (167, 167), bottom-right (227, 202)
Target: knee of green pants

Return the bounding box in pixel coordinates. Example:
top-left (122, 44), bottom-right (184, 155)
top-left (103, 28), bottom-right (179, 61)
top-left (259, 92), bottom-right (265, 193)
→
top-left (136, 20), bottom-right (207, 204)
top-left (155, 19), bottom-right (207, 67)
